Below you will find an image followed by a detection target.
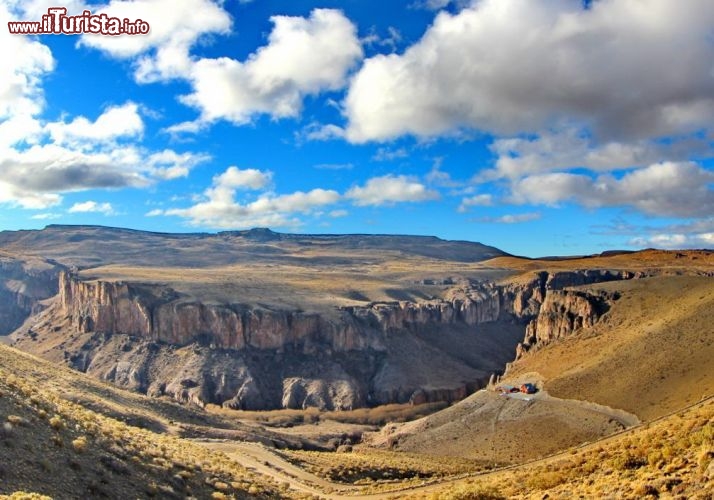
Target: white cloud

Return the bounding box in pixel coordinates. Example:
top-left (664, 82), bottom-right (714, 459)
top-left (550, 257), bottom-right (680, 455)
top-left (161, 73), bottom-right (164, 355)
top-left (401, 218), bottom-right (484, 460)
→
top-left (478, 212), bottom-right (541, 224)
top-left (0, 3), bottom-right (54, 119)
top-left (0, 141), bottom-right (208, 209)
top-left (30, 212), bottom-right (61, 220)
top-left (344, 0), bottom-right (714, 143)
top-left (458, 194), bottom-right (493, 212)
top-left (346, 175), bottom-right (439, 206)
top-left (329, 209), bottom-right (348, 218)
top-left (68, 201), bottom-right (115, 215)
top-left (78, 0), bottom-right (231, 82)
top-left (180, 9), bottom-right (362, 126)
top-left (373, 147), bottom-right (408, 162)
top-left (629, 233), bottom-right (714, 249)
top-left (146, 150), bottom-right (209, 180)
top-left (510, 162), bottom-right (714, 218)
top-left (297, 122), bottom-right (346, 143)
top-left (483, 128), bottom-right (711, 180)
top-left (46, 102), bottom-right (143, 146)
top-left (0, 181), bottom-right (61, 209)
top-left (214, 166), bottom-right (272, 191)
top-left (160, 166), bottom-right (339, 229)
top-left (0, 3), bottom-right (211, 211)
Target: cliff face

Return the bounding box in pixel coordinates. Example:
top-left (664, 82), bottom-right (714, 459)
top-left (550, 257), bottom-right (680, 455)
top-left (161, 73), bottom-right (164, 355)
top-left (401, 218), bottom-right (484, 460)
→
top-left (520, 289), bottom-right (617, 353)
top-left (38, 269), bottom-right (635, 410)
top-left (0, 257), bottom-right (61, 334)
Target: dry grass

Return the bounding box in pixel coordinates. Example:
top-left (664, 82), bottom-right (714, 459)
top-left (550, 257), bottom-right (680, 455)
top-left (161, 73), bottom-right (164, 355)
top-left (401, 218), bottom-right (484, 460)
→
top-left (422, 397), bottom-right (714, 499)
top-left (507, 275), bottom-right (714, 420)
top-left (0, 344), bottom-right (285, 499)
top-left (282, 447), bottom-right (484, 486)
top-left (487, 248), bottom-right (714, 273)
top-left (207, 401), bottom-right (448, 428)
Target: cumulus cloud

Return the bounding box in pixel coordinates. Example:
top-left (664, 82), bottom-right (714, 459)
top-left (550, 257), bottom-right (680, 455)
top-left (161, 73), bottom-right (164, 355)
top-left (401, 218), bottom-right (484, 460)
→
top-left (0, 3), bottom-right (54, 119)
top-left (346, 175), bottom-right (439, 206)
top-left (510, 162), bottom-right (714, 218)
top-left (45, 102), bottom-right (144, 146)
top-left (68, 201), bottom-right (115, 215)
top-left (483, 128), bottom-right (713, 180)
top-left (160, 166), bottom-right (339, 229)
top-left (344, 0), bottom-right (714, 143)
top-left (161, 169), bottom-right (442, 228)
top-left (78, 0), bottom-right (231, 82)
top-left (178, 9), bottom-right (363, 127)
top-left (0, 141), bottom-right (208, 208)
top-left (629, 233), bottom-right (714, 250)
top-left (0, 2), bottom-right (212, 212)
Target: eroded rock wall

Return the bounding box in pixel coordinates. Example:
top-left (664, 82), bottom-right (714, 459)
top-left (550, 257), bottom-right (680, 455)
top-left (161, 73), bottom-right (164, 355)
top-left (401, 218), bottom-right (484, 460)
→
top-left (45, 269), bottom-right (636, 409)
top-left (0, 257), bottom-right (62, 334)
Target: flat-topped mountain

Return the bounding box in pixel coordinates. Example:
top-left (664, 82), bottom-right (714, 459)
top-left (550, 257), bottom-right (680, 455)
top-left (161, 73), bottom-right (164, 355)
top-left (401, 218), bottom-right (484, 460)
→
top-left (0, 224), bottom-right (508, 268)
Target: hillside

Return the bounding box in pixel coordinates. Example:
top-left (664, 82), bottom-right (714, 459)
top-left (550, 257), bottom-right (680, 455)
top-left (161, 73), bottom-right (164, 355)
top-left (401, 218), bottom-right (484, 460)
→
top-left (360, 273), bottom-right (714, 465)
top-left (0, 344), bottom-right (285, 499)
top-left (422, 396), bottom-right (714, 499)
top-left (505, 275), bottom-right (714, 420)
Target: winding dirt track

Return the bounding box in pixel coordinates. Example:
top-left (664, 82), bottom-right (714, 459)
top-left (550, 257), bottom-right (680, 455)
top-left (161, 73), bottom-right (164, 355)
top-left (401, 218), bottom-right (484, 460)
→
top-left (196, 395), bottom-right (712, 499)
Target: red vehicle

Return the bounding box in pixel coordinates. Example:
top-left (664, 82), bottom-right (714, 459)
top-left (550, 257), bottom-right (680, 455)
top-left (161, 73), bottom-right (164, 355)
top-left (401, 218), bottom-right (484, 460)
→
top-left (520, 383), bottom-right (537, 394)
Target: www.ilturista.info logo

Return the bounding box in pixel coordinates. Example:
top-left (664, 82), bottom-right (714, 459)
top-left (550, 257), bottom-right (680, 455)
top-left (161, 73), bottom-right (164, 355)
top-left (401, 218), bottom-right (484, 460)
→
top-left (8, 7), bottom-right (150, 35)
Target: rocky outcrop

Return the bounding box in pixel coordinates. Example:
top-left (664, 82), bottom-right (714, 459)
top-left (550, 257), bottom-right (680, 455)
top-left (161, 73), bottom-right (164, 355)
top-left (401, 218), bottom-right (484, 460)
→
top-left (36, 269), bottom-right (639, 410)
top-left (512, 278), bottom-right (629, 361)
top-left (523, 289), bottom-right (615, 348)
top-left (0, 257), bottom-right (62, 334)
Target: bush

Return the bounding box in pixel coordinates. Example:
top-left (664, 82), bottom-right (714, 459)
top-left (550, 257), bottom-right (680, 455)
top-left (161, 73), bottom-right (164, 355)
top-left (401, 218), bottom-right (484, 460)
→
top-left (71, 436), bottom-right (88, 453)
top-left (49, 415), bottom-right (64, 431)
top-left (612, 454), bottom-right (647, 471)
top-left (525, 471), bottom-right (568, 490)
top-left (433, 484), bottom-right (506, 500)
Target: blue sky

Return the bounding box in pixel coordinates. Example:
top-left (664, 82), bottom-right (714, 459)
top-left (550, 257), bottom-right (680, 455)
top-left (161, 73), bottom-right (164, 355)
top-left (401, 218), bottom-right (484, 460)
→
top-left (1, 0), bottom-right (713, 256)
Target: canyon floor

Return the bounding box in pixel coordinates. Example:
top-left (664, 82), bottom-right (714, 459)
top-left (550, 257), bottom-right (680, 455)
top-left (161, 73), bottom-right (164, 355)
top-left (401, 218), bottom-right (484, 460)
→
top-left (0, 225), bottom-right (712, 498)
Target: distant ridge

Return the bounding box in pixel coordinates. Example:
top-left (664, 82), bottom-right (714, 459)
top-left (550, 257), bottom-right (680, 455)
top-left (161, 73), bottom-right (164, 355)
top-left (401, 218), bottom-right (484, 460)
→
top-left (0, 224), bottom-right (509, 268)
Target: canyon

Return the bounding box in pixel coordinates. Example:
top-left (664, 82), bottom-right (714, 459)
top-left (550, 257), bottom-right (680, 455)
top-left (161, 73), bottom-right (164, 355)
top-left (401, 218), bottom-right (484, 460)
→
top-left (2, 226), bottom-right (711, 412)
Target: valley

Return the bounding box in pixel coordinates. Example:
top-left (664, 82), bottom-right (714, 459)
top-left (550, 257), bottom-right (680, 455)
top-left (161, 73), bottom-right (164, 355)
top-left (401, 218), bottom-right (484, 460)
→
top-left (0, 225), bottom-right (712, 499)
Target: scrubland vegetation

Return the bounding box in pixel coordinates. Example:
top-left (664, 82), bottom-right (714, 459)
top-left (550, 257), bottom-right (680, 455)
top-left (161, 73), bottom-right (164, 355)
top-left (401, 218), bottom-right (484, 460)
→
top-left (425, 398), bottom-right (714, 499)
top-left (0, 346), bottom-right (284, 499)
top-left (207, 401), bottom-right (448, 428)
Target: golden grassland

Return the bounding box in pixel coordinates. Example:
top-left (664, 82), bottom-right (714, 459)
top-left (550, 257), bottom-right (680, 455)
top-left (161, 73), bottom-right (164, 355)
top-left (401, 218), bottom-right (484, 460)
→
top-left (423, 397), bottom-right (714, 499)
top-left (0, 344), bottom-right (288, 499)
top-left (487, 248), bottom-right (714, 274)
top-left (506, 275), bottom-right (714, 420)
top-left (77, 257), bottom-right (509, 315)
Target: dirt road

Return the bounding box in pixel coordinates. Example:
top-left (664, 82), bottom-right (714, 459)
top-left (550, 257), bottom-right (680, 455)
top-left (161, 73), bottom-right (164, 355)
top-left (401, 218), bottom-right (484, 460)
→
top-left (195, 396), bottom-right (709, 499)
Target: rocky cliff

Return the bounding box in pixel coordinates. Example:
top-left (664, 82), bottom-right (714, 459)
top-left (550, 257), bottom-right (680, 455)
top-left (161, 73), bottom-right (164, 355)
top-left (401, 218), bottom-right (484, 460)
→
top-left (0, 256), bottom-right (62, 335)
top-left (30, 268), bottom-right (639, 410)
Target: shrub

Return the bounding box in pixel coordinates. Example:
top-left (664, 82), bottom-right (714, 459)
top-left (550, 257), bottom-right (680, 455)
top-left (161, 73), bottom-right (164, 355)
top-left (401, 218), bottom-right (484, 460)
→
top-left (525, 471), bottom-right (568, 490)
top-left (612, 453), bottom-right (647, 470)
top-left (71, 436), bottom-right (88, 453)
top-left (434, 483), bottom-right (506, 500)
top-left (6, 415), bottom-right (24, 426)
top-left (49, 415), bottom-right (64, 431)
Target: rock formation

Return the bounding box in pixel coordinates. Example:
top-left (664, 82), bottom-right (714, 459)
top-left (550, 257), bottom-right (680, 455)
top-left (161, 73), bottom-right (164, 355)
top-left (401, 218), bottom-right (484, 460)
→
top-left (32, 268), bottom-right (638, 410)
top-left (0, 256), bottom-right (62, 334)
